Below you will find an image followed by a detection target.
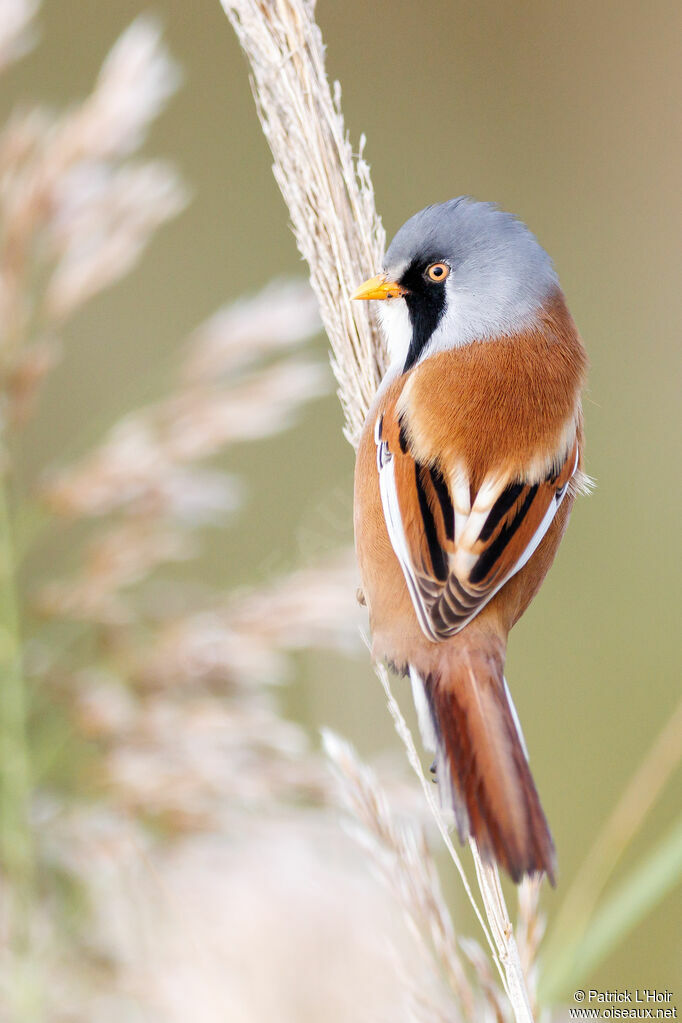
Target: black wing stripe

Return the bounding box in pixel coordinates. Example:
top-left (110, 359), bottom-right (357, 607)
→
top-left (398, 415), bottom-right (409, 454)
top-left (469, 484), bottom-right (538, 585)
top-left (429, 465), bottom-right (455, 542)
top-left (415, 463), bottom-right (448, 582)
top-left (477, 481), bottom-right (525, 542)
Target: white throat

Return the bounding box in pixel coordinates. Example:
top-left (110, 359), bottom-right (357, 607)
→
top-left (377, 299), bottom-right (412, 368)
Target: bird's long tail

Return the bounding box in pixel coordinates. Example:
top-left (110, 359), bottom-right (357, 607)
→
top-left (410, 645), bottom-right (556, 884)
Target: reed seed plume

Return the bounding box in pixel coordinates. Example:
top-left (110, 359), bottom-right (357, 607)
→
top-left (46, 159), bottom-right (186, 320)
top-left (127, 551), bottom-right (364, 693)
top-left (33, 269), bottom-right (359, 836)
top-left (38, 279), bottom-right (329, 630)
top-left (0, 16), bottom-right (189, 1016)
top-left (223, 0), bottom-right (388, 447)
top-left (324, 730), bottom-right (479, 1021)
top-left (22, 283), bottom-right (367, 1009)
top-left (183, 278), bottom-right (321, 382)
top-left (41, 278), bottom-right (325, 523)
top-left (1, 12), bottom-right (395, 1013)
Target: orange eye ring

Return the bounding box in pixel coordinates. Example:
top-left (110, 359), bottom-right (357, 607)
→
top-left (426, 262), bottom-right (450, 283)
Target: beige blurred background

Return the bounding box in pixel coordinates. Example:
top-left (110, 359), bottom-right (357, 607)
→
top-left (4, 0), bottom-right (680, 1000)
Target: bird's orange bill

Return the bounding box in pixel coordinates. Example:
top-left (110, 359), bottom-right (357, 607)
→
top-left (352, 274), bottom-right (407, 301)
top-left (375, 405), bottom-right (579, 642)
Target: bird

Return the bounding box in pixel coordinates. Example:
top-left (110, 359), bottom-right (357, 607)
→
top-left (352, 197), bottom-right (589, 884)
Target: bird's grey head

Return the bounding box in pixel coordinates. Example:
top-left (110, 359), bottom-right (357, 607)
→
top-left (378, 197), bottom-right (559, 371)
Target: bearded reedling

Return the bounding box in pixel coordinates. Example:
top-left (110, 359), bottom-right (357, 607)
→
top-left (353, 198), bottom-right (588, 883)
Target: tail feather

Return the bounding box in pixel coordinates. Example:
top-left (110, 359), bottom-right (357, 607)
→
top-left (411, 651), bottom-right (556, 885)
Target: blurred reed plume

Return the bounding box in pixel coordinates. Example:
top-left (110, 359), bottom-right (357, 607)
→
top-left (37, 278), bottom-right (327, 627)
top-left (0, 1), bottom-right (39, 73)
top-left (0, 6), bottom-right (419, 1018)
top-left (0, 9), bottom-right (188, 1017)
top-left (0, 12), bottom-right (185, 433)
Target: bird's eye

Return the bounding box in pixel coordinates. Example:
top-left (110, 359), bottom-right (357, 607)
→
top-left (426, 262), bottom-right (449, 283)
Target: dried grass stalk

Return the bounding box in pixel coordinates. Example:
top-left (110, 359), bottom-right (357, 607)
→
top-left (515, 877), bottom-right (545, 1019)
top-left (222, 2), bottom-right (537, 1019)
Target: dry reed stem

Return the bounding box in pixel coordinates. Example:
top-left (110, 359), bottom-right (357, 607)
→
top-left (221, 1), bottom-right (537, 1019)
top-left (515, 878), bottom-right (545, 1018)
top-left (471, 848), bottom-right (534, 1022)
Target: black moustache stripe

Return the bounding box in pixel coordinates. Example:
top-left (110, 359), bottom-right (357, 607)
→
top-left (400, 261), bottom-right (448, 373)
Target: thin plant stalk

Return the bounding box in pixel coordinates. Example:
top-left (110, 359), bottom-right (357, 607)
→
top-left (221, 1), bottom-right (536, 1019)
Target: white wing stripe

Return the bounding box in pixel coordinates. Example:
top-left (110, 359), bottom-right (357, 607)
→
top-left (378, 449), bottom-right (439, 641)
top-left (409, 666), bottom-right (438, 752)
top-left (504, 675), bottom-right (529, 761)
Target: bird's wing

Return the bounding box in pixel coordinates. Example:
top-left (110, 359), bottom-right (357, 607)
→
top-left (374, 409), bottom-right (578, 642)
